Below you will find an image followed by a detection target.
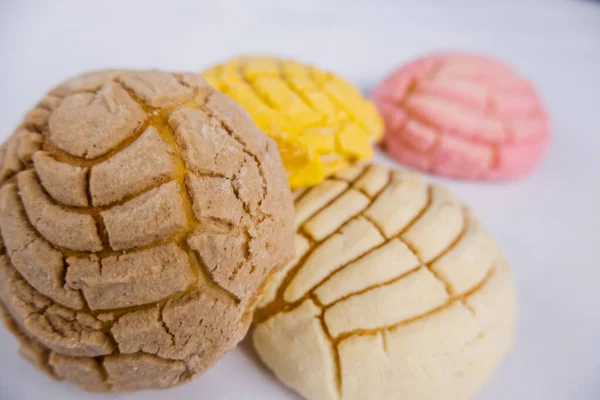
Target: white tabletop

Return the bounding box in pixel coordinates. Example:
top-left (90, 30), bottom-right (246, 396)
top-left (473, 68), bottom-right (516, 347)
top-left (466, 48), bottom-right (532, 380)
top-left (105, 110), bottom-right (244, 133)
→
top-left (1, 1), bottom-right (599, 399)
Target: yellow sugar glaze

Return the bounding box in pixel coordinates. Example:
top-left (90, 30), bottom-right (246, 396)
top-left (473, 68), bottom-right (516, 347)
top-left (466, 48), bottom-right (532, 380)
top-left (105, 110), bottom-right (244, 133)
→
top-left (203, 56), bottom-right (383, 188)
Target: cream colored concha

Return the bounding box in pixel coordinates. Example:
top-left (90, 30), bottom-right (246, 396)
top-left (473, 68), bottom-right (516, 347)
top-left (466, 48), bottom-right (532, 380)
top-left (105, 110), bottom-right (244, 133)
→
top-left (0, 70), bottom-right (295, 392)
top-left (253, 163), bottom-right (517, 400)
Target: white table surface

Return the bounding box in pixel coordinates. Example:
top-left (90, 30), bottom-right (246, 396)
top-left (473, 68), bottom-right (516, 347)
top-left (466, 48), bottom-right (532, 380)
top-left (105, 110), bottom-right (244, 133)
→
top-left (1, 1), bottom-right (599, 399)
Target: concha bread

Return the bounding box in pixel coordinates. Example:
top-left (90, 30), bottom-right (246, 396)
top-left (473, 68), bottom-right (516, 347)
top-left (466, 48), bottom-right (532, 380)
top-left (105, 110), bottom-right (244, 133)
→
top-left (0, 69), bottom-right (295, 392)
top-left (373, 52), bottom-right (550, 180)
top-left (253, 163), bottom-right (517, 400)
top-left (203, 56), bottom-right (383, 189)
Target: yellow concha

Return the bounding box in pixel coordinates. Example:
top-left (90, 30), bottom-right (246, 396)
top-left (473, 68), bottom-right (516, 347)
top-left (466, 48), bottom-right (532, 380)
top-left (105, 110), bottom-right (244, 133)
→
top-left (203, 56), bottom-right (383, 188)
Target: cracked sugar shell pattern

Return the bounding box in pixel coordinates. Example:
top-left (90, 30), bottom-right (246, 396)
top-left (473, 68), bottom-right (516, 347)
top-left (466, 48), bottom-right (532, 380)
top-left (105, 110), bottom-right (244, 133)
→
top-left (373, 53), bottom-right (550, 180)
top-left (203, 56), bottom-right (383, 189)
top-left (253, 164), bottom-right (517, 400)
top-left (0, 70), bottom-right (295, 392)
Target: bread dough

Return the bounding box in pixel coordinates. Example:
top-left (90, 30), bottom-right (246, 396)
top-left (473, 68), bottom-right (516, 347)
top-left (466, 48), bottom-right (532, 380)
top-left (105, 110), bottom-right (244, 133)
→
top-left (203, 56), bottom-right (383, 188)
top-left (0, 70), bottom-right (295, 392)
top-left (373, 53), bottom-right (550, 180)
top-left (253, 163), bottom-right (517, 400)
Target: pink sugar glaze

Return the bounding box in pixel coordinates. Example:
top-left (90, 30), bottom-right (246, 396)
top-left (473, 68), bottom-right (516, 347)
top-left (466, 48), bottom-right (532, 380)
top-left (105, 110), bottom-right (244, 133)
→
top-left (373, 52), bottom-right (550, 180)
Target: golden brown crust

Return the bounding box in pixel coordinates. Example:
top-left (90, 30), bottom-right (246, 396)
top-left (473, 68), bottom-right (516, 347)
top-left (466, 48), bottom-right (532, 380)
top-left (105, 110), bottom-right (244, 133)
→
top-left (0, 70), bottom-right (295, 392)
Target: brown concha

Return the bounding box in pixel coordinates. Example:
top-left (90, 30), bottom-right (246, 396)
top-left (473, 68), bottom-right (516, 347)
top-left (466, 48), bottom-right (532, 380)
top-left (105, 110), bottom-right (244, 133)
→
top-left (0, 69), bottom-right (295, 392)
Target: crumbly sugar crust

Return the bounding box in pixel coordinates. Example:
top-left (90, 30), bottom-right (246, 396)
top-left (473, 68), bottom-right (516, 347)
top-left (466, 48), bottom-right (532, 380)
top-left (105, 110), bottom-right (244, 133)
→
top-left (0, 69), bottom-right (295, 392)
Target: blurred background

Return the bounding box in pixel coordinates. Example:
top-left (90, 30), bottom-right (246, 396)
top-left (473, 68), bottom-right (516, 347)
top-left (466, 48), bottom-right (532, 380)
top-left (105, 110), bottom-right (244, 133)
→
top-left (1, 1), bottom-right (599, 399)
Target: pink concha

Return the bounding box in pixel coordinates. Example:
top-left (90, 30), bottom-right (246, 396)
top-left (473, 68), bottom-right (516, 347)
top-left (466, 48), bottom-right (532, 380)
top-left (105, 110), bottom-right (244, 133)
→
top-left (373, 52), bottom-right (550, 180)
